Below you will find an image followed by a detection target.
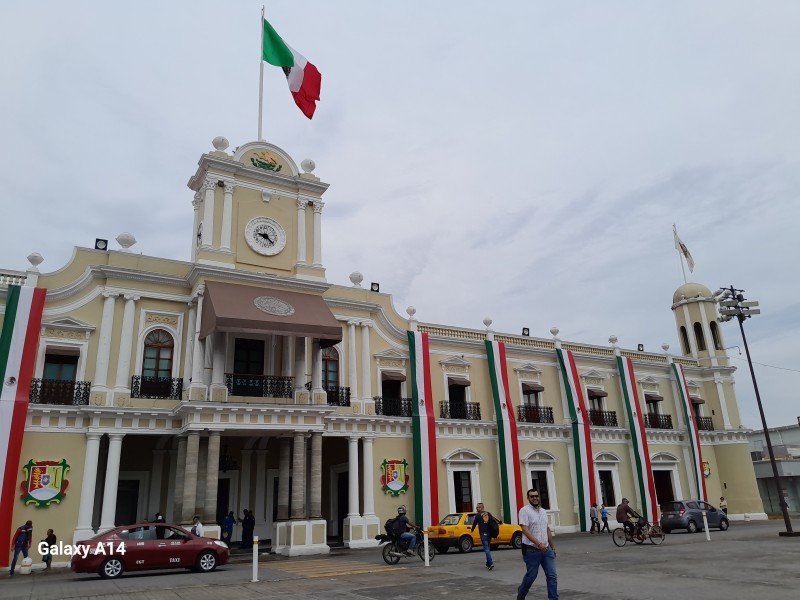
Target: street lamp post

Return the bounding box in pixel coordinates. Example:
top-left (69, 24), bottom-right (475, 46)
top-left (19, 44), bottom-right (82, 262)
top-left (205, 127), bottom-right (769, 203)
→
top-left (716, 285), bottom-right (798, 536)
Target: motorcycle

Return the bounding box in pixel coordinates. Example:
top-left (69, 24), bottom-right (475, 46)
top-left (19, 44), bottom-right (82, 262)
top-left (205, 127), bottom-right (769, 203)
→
top-left (376, 525), bottom-right (436, 565)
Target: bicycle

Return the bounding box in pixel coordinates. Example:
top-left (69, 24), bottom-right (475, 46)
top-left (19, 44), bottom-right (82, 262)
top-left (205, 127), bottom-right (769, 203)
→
top-left (613, 518), bottom-right (665, 547)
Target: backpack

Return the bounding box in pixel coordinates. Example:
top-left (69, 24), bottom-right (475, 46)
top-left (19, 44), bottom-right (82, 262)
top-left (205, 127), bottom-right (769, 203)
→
top-left (488, 516), bottom-right (500, 539)
top-left (384, 518), bottom-right (397, 535)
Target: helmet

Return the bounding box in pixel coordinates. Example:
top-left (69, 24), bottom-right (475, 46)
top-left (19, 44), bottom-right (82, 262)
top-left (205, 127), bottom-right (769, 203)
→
top-left (397, 505), bottom-right (407, 515)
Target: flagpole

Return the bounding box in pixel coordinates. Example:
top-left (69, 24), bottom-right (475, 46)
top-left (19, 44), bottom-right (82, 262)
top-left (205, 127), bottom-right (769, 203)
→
top-left (258, 6), bottom-right (265, 141)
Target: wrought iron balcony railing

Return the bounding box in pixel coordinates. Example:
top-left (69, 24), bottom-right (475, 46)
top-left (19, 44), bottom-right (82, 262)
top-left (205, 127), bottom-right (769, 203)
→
top-left (696, 416), bottom-right (714, 431)
top-left (225, 374), bottom-right (294, 399)
top-left (374, 396), bottom-right (413, 417)
top-left (324, 386), bottom-right (351, 407)
top-left (517, 405), bottom-right (555, 424)
top-left (644, 413), bottom-right (674, 429)
top-left (439, 400), bottom-right (481, 420)
top-left (131, 376), bottom-right (183, 400)
top-left (588, 409), bottom-right (618, 427)
top-left (29, 379), bottom-right (90, 406)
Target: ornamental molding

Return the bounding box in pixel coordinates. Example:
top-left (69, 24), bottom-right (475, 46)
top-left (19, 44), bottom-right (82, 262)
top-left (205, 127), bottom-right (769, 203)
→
top-left (145, 313), bottom-right (180, 327)
top-left (439, 356), bottom-right (471, 370)
top-left (253, 295), bottom-right (295, 316)
top-left (580, 369), bottom-right (606, 381)
top-left (42, 328), bottom-right (88, 341)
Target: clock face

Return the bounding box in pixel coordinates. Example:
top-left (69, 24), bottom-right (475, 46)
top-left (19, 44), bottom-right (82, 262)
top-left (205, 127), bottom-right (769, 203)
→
top-left (244, 217), bottom-right (286, 256)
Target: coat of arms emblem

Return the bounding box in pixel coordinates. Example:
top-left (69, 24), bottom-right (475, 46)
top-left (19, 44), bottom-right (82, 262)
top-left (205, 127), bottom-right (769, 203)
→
top-left (380, 459), bottom-right (409, 497)
top-left (20, 459), bottom-right (70, 507)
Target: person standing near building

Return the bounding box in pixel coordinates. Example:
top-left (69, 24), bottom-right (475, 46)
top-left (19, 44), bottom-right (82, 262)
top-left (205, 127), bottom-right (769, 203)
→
top-left (240, 509), bottom-right (255, 549)
top-left (719, 497), bottom-right (728, 514)
top-left (589, 503), bottom-right (600, 534)
top-left (190, 515), bottom-right (204, 537)
top-left (471, 502), bottom-right (499, 570)
top-left (41, 529), bottom-right (56, 572)
top-left (9, 520), bottom-right (33, 577)
top-left (517, 489), bottom-right (558, 600)
top-left (600, 504), bottom-right (610, 533)
top-left (222, 511), bottom-right (236, 545)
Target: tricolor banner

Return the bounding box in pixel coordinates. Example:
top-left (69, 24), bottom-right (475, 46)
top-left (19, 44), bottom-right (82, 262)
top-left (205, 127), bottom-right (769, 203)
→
top-left (0, 285), bottom-right (46, 568)
top-left (616, 356), bottom-right (658, 524)
top-left (485, 340), bottom-right (523, 523)
top-left (407, 331), bottom-right (439, 528)
top-left (556, 348), bottom-right (596, 531)
top-left (672, 363), bottom-right (707, 502)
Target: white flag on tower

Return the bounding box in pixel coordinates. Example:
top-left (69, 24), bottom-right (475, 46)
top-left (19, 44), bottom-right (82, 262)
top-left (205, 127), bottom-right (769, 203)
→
top-left (673, 225), bottom-right (695, 273)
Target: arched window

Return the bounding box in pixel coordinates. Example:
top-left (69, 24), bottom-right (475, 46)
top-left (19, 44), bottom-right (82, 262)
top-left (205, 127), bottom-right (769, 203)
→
top-left (680, 326), bottom-right (691, 355)
top-left (693, 322), bottom-right (706, 352)
top-left (142, 329), bottom-right (174, 380)
top-left (709, 321), bottom-right (722, 351)
top-left (322, 347), bottom-right (339, 389)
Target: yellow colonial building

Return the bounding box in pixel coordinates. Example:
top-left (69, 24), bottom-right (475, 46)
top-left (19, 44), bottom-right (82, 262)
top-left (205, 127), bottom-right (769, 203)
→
top-left (0, 137), bottom-right (764, 558)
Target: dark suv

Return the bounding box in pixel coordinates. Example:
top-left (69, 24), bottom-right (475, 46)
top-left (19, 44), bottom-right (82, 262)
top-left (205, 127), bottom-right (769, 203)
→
top-left (660, 500), bottom-right (729, 533)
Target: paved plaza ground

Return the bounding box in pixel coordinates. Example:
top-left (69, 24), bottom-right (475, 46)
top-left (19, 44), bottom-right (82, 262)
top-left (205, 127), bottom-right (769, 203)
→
top-left (2, 519), bottom-right (798, 600)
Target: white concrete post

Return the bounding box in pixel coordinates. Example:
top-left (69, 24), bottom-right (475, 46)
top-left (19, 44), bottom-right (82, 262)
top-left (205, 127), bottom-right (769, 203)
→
top-left (74, 433), bottom-right (102, 541)
top-left (347, 436), bottom-right (360, 517)
top-left (99, 434), bottom-right (125, 530)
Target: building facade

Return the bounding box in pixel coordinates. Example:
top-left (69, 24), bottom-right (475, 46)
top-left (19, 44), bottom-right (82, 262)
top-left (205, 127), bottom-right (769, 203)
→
top-left (0, 138), bottom-right (764, 563)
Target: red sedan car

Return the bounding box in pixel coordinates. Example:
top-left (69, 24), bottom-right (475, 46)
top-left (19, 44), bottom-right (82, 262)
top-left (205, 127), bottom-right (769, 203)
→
top-left (71, 522), bottom-right (229, 579)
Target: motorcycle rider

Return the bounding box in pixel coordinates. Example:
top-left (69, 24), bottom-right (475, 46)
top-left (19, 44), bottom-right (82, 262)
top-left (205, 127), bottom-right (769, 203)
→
top-left (395, 505), bottom-right (418, 556)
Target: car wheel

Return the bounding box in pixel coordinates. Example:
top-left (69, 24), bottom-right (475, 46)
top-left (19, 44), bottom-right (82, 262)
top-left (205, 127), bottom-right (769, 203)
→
top-left (99, 557), bottom-right (124, 579)
top-left (511, 532), bottom-right (523, 550)
top-left (458, 535), bottom-right (473, 553)
top-left (719, 519), bottom-right (729, 531)
top-left (687, 520), bottom-right (698, 533)
top-left (196, 550), bottom-right (218, 573)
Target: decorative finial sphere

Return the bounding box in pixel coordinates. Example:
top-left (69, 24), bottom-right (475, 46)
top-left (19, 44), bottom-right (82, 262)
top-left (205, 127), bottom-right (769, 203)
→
top-left (608, 335), bottom-right (618, 345)
top-left (661, 343), bottom-right (670, 352)
top-left (116, 232), bottom-right (137, 250)
top-left (349, 271), bottom-right (363, 288)
top-left (27, 252), bottom-right (44, 268)
top-left (550, 327), bottom-right (560, 338)
top-left (212, 136), bottom-right (229, 151)
top-left (406, 306), bottom-right (417, 317)
top-left (483, 317), bottom-right (493, 328)
top-left (301, 158), bottom-right (316, 173)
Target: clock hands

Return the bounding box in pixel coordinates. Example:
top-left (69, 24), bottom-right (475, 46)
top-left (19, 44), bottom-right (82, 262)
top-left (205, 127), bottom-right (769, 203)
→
top-left (256, 231), bottom-right (275, 245)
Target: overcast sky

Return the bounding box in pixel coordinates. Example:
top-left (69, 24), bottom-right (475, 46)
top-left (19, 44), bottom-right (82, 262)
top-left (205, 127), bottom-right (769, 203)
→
top-left (1, 1), bottom-right (798, 430)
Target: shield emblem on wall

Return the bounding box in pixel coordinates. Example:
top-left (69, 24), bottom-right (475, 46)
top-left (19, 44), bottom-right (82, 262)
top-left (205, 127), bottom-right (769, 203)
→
top-left (381, 459), bottom-right (409, 497)
top-left (20, 459), bottom-right (70, 507)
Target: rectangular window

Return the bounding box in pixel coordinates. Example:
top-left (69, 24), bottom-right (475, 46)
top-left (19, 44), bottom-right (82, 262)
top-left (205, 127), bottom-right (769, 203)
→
top-left (453, 471), bottom-right (473, 512)
top-left (234, 338), bottom-right (265, 375)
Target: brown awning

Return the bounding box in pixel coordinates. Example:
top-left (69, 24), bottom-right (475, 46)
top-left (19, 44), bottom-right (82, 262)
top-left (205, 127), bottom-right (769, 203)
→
top-left (522, 382), bottom-right (545, 393)
top-left (382, 370), bottom-right (407, 382)
top-left (645, 393), bottom-right (664, 403)
top-left (690, 395), bottom-right (705, 404)
top-left (199, 281), bottom-right (342, 348)
top-left (587, 388), bottom-right (608, 398)
top-left (448, 376), bottom-right (471, 387)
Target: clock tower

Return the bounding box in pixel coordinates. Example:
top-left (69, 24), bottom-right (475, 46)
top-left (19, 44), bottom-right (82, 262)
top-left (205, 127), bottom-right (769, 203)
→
top-left (187, 137), bottom-right (329, 281)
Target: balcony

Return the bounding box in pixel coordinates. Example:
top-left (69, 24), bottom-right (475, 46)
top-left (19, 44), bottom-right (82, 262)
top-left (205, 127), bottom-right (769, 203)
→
top-left (225, 374), bottom-right (294, 399)
top-left (131, 376), bottom-right (183, 400)
top-left (440, 401), bottom-right (481, 420)
top-left (517, 405), bottom-right (555, 424)
top-left (374, 396), bottom-right (412, 417)
top-left (324, 386), bottom-right (351, 407)
top-left (29, 379), bottom-right (90, 406)
top-left (644, 413), bottom-right (674, 430)
top-left (696, 416), bottom-right (714, 431)
top-left (588, 409), bottom-right (618, 427)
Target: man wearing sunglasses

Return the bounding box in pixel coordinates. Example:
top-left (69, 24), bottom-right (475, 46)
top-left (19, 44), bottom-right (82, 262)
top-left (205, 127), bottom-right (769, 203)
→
top-left (517, 489), bottom-right (558, 600)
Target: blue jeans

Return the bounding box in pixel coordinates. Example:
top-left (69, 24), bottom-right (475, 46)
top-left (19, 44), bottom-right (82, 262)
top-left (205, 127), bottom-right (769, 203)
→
top-left (10, 546), bottom-right (29, 574)
top-left (400, 531), bottom-right (416, 551)
top-left (518, 546), bottom-right (558, 600)
top-left (480, 532), bottom-right (493, 566)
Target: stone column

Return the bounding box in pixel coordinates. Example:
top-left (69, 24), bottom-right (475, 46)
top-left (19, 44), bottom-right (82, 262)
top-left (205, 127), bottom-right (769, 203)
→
top-left (291, 432), bottom-right (307, 519)
top-left (74, 433), bottom-right (102, 541)
top-left (294, 337), bottom-right (307, 390)
top-left (312, 200), bottom-right (324, 267)
top-left (92, 292), bottom-right (118, 400)
top-left (347, 436), bottom-right (360, 517)
top-left (282, 337), bottom-right (293, 377)
top-left (296, 197), bottom-right (307, 265)
top-left (254, 449), bottom-right (268, 528)
top-left (181, 432), bottom-right (201, 523)
top-left (311, 339), bottom-right (323, 392)
top-left (166, 447), bottom-right (178, 522)
top-left (220, 180), bottom-right (235, 251)
top-left (239, 450), bottom-right (253, 514)
top-left (192, 193), bottom-right (201, 260)
top-left (201, 178), bottom-right (216, 246)
top-left (113, 294), bottom-right (139, 392)
top-left (204, 432), bottom-right (221, 523)
top-left (148, 449), bottom-right (165, 518)
top-left (277, 438), bottom-right (291, 520)
top-left (182, 300), bottom-right (197, 396)
top-left (210, 331), bottom-right (227, 401)
top-left (189, 287), bottom-right (206, 399)
top-left (360, 323), bottom-right (372, 403)
top-left (362, 436), bottom-right (376, 518)
top-left (173, 437), bottom-right (187, 520)
top-left (310, 432), bottom-right (323, 519)
top-left (99, 434), bottom-right (125, 530)
top-left (347, 321), bottom-right (359, 400)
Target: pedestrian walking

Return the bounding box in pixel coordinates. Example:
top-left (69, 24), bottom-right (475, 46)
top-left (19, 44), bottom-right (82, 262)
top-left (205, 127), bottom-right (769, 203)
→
top-left (470, 502), bottom-right (499, 570)
top-left (9, 520), bottom-right (33, 577)
top-left (41, 529), bottom-right (56, 571)
top-left (222, 511), bottom-right (236, 545)
top-left (589, 503), bottom-right (600, 533)
top-left (517, 489), bottom-right (558, 600)
top-left (600, 504), bottom-right (610, 533)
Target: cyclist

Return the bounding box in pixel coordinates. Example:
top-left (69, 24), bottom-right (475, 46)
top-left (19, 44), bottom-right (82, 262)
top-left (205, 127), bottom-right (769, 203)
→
top-left (616, 498), bottom-right (638, 539)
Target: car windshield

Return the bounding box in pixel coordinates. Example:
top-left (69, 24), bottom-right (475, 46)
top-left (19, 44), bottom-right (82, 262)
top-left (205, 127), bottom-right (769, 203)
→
top-left (438, 514), bottom-right (462, 526)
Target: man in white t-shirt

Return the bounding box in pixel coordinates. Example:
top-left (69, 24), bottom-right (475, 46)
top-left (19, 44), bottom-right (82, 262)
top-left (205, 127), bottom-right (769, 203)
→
top-left (517, 488), bottom-right (558, 600)
top-left (190, 515), bottom-right (204, 537)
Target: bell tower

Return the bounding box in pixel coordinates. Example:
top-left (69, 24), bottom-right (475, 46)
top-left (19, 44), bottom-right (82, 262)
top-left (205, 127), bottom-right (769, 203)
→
top-left (671, 282), bottom-right (728, 368)
top-left (187, 136), bottom-right (329, 281)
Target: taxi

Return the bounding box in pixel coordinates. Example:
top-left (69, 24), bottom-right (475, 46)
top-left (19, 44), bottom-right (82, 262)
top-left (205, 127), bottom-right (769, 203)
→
top-left (428, 512), bottom-right (523, 553)
top-left (71, 522), bottom-right (230, 579)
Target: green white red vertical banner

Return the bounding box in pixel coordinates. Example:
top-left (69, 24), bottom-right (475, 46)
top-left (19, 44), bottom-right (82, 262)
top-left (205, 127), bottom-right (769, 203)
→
top-left (485, 340), bottom-right (523, 524)
top-left (556, 348), bottom-right (596, 531)
top-left (672, 363), bottom-right (707, 502)
top-left (616, 356), bottom-right (658, 524)
top-left (0, 285), bottom-right (46, 568)
top-left (407, 331), bottom-right (439, 528)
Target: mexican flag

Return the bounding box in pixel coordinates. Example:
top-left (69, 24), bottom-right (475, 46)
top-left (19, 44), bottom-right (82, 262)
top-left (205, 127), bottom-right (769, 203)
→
top-left (672, 363), bottom-right (707, 502)
top-left (262, 19), bottom-right (321, 119)
top-left (0, 285), bottom-right (46, 568)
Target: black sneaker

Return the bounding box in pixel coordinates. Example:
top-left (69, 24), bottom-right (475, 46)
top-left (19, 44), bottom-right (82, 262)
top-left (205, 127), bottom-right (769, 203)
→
top-left (488, 563), bottom-right (494, 570)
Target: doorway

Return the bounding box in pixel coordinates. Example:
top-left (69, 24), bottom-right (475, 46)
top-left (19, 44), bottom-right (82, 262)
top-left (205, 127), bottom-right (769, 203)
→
top-left (530, 470), bottom-right (551, 510)
top-left (598, 470), bottom-right (616, 507)
top-left (453, 471), bottom-right (473, 512)
top-left (216, 479), bottom-right (231, 526)
top-left (115, 480), bottom-right (140, 526)
top-left (653, 470), bottom-right (675, 505)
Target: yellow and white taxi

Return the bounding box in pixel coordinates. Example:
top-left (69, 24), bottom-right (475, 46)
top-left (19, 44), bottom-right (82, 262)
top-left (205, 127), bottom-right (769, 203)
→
top-left (428, 512), bottom-right (523, 553)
